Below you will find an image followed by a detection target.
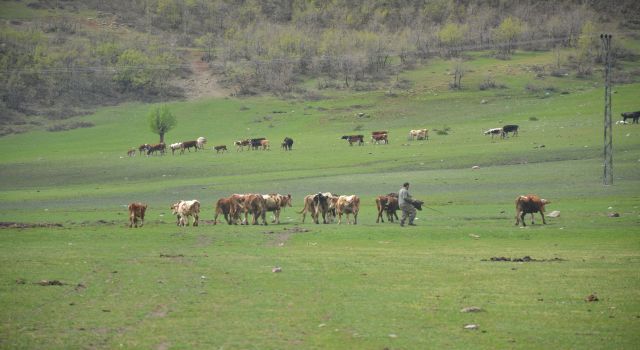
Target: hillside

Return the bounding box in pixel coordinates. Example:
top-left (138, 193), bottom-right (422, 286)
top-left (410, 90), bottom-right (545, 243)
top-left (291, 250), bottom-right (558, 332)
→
top-left (2, 0), bottom-right (640, 137)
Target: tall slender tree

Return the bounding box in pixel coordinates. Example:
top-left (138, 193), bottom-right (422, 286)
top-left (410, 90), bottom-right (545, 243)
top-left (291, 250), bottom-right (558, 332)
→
top-left (147, 105), bottom-right (176, 143)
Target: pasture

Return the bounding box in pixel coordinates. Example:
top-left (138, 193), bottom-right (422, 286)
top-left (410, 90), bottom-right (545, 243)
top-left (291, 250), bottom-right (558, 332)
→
top-left (1, 50), bottom-right (640, 349)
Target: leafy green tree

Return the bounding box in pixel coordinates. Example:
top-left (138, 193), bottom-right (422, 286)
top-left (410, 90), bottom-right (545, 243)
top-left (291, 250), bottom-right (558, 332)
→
top-left (438, 21), bottom-right (467, 57)
top-left (493, 17), bottom-right (523, 57)
top-left (147, 105), bottom-right (177, 143)
top-left (114, 49), bottom-right (152, 91)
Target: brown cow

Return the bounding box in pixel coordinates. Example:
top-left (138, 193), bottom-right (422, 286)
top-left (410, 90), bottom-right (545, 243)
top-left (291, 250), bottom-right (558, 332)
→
top-left (214, 145), bottom-right (227, 153)
top-left (515, 194), bottom-right (550, 227)
top-left (181, 140), bottom-right (198, 153)
top-left (234, 139), bottom-right (250, 151)
top-left (127, 148), bottom-right (136, 157)
top-left (371, 133), bottom-right (388, 144)
top-left (336, 195), bottom-right (360, 224)
top-left (341, 135), bottom-right (364, 146)
top-left (147, 143), bottom-right (166, 155)
top-left (375, 194), bottom-right (399, 223)
top-left (244, 194), bottom-right (267, 225)
top-left (214, 197), bottom-right (242, 225)
top-left (128, 202), bottom-right (147, 228)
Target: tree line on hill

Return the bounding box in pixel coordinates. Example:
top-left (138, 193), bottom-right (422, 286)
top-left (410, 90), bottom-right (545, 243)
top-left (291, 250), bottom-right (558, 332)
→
top-left (1, 0), bottom-right (638, 135)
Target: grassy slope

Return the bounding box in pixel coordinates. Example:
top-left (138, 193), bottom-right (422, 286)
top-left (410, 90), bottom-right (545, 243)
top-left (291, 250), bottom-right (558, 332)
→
top-left (1, 48), bottom-right (639, 349)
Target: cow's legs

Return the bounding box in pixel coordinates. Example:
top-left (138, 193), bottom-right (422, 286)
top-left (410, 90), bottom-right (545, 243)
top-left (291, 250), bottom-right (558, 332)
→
top-left (540, 211), bottom-right (546, 224)
top-left (353, 212), bottom-right (358, 225)
top-left (193, 214), bottom-right (199, 226)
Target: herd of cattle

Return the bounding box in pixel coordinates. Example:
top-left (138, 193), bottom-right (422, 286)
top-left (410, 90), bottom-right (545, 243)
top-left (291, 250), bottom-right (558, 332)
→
top-left (127, 192), bottom-right (550, 229)
top-left (129, 110), bottom-right (640, 156)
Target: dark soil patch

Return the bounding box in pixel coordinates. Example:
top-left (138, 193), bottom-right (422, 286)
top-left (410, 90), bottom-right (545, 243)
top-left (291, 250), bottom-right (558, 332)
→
top-left (159, 254), bottom-right (185, 258)
top-left (35, 280), bottom-right (66, 286)
top-left (483, 256), bottom-right (566, 262)
top-left (0, 222), bottom-right (63, 229)
top-left (263, 226), bottom-right (310, 246)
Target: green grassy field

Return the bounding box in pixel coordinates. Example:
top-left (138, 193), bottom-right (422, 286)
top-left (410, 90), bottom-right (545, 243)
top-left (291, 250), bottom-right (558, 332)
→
top-left (1, 49), bottom-right (640, 349)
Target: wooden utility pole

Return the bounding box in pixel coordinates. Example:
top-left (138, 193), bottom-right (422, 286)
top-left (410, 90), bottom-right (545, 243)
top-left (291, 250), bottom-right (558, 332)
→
top-left (601, 33), bottom-right (613, 186)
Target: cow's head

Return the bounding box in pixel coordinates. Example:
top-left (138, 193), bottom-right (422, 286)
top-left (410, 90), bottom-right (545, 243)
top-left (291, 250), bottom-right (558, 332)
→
top-left (341, 136), bottom-right (349, 140)
top-left (412, 200), bottom-right (424, 211)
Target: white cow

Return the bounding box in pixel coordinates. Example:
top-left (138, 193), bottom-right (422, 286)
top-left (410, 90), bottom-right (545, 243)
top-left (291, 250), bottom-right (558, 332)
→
top-left (170, 199), bottom-right (200, 226)
top-left (196, 137), bottom-right (207, 150)
top-left (170, 142), bottom-right (183, 155)
top-left (483, 127), bottom-right (504, 139)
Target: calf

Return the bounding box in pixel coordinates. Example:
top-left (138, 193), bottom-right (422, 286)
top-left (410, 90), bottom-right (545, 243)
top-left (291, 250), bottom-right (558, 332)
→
top-left (621, 111), bottom-right (640, 124)
top-left (171, 199), bottom-right (200, 227)
top-left (336, 195), bottom-right (360, 224)
top-left (515, 194), bottom-right (550, 227)
top-left (341, 135), bottom-right (364, 146)
top-left (214, 145), bottom-right (227, 153)
top-left (128, 202), bottom-right (147, 228)
top-left (260, 139), bottom-right (270, 150)
top-left (127, 148), bottom-right (136, 157)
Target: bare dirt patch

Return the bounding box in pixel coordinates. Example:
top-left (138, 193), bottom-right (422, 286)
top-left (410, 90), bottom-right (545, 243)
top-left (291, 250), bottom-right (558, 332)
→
top-left (482, 256), bottom-right (565, 262)
top-left (263, 226), bottom-right (310, 246)
top-left (0, 222), bottom-right (63, 229)
top-left (173, 51), bottom-right (230, 100)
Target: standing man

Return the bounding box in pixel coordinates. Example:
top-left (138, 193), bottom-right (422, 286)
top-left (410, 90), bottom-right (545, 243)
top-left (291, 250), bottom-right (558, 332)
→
top-left (398, 182), bottom-right (416, 226)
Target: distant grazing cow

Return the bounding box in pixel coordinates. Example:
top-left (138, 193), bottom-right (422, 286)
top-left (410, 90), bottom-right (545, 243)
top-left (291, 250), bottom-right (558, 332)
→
top-left (214, 197), bottom-right (242, 225)
top-left (171, 199), bottom-right (200, 227)
top-left (408, 129), bottom-right (428, 141)
top-left (260, 139), bottom-right (270, 150)
top-left (128, 202), bottom-right (147, 228)
top-left (234, 139), bottom-right (250, 151)
top-left (263, 193), bottom-right (292, 224)
top-left (502, 125), bottom-right (519, 137)
top-left (147, 143), bottom-right (166, 155)
top-left (244, 194), bottom-right (267, 225)
top-left (181, 140), bottom-right (198, 153)
top-left (213, 145), bottom-right (227, 153)
top-left (375, 194), bottom-right (399, 223)
top-left (138, 144), bottom-right (150, 155)
top-left (484, 128), bottom-right (504, 140)
top-left (621, 111), bottom-right (640, 124)
top-left (341, 135), bottom-right (364, 146)
top-left (127, 148), bottom-right (136, 157)
top-left (250, 138), bottom-right (266, 150)
top-left (170, 142), bottom-right (183, 155)
top-left (282, 137), bottom-right (294, 151)
top-left (335, 195), bottom-right (360, 224)
top-left (371, 133), bottom-right (389, 144)
top-left (196, 137), bottom-right (207, 149)
top-left (515, 194), bottom-right (550, 227)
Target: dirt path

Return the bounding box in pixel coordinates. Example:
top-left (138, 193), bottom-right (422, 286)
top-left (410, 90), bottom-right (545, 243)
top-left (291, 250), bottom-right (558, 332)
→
top-left (174, 51), bottom-right (229, 100)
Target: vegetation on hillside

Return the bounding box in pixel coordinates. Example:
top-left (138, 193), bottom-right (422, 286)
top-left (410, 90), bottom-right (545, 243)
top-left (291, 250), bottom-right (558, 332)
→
top-left (1, 0), bottom-right (639, 136)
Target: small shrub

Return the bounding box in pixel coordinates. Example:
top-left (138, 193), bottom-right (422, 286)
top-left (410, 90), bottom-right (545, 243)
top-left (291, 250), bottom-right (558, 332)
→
top-left (433, 126), bottom-right (451, 135)
top-left (529, 116), bottom-right (539, 121)
top-left (353, 124), bottom-right (364, 131)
